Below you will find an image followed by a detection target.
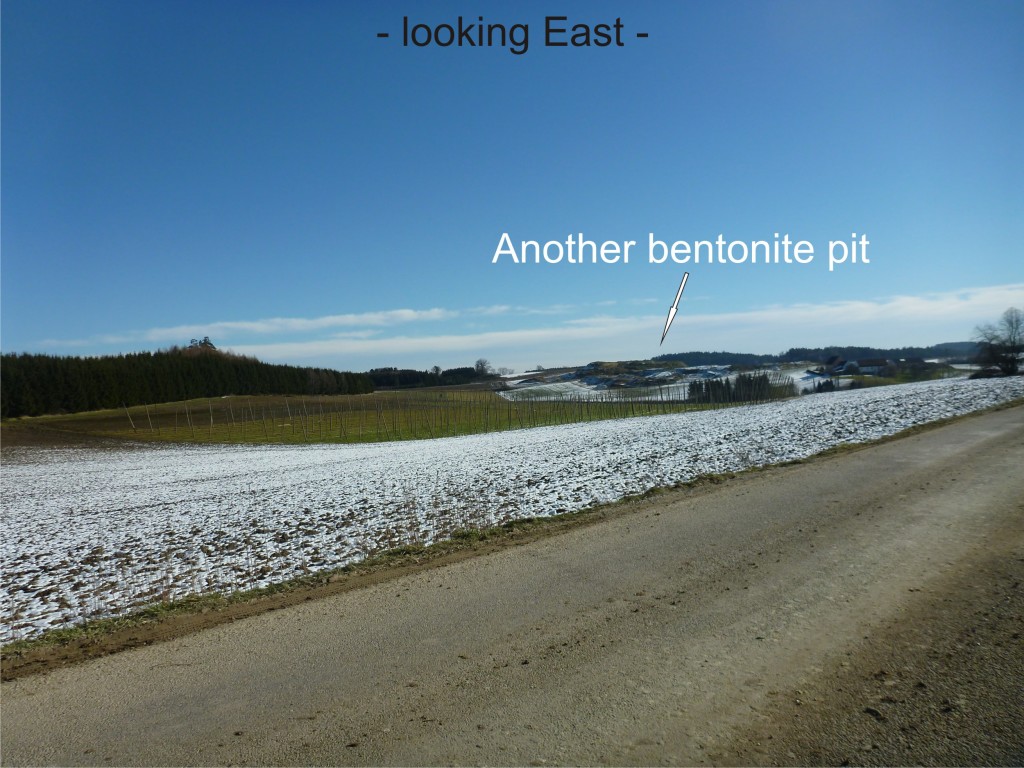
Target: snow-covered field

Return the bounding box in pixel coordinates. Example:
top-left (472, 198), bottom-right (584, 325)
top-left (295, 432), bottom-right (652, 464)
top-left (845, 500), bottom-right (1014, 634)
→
top-left (500, 378), bottom-right (696, 400)
top-left (2, 377), bottom-right (1022, 642)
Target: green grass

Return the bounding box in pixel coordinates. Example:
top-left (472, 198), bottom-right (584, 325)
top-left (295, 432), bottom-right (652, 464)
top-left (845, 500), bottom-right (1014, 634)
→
top-left (842, 368), bottom-right (966, 388)
top-left (2, 388), bottom-right (769, 446)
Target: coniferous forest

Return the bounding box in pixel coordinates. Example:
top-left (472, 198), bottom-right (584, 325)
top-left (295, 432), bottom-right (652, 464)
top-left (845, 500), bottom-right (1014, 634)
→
top-left (0, 345), bottom-right (372, 418)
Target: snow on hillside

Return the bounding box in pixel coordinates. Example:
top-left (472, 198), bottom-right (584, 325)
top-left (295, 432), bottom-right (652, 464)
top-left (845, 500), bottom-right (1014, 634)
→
top-left (2, 376), bottom-right (1021, 641)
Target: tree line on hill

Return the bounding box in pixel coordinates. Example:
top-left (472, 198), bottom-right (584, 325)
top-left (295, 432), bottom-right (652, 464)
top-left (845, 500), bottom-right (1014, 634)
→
top-left (0, 345), bottom-right (372, 418)
top-left (367, 361), bottom-right (496, 389)
top-left (653, 341), bottom-right (979, 368)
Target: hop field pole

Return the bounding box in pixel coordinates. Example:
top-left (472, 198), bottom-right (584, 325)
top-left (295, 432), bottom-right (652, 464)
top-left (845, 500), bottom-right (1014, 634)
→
top-left (375, 398), bottom-right (386, 441)
top-left (123, 403), bottom-right (137, 433)
top-left (424, 394), bottom-right (435, 439)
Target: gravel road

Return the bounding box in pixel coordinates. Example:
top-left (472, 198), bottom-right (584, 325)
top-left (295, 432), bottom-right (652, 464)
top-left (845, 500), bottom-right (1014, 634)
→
top-left (2, 405), bottom-right (1022, 766)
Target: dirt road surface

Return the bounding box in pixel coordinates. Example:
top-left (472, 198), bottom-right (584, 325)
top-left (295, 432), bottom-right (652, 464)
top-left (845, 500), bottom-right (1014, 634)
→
top-left (3, 406), bottom-right (1022, 766)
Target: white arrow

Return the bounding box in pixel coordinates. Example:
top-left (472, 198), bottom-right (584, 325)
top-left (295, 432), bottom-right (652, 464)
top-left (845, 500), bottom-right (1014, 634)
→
top-left (660, 271), bottom-right (689, 346)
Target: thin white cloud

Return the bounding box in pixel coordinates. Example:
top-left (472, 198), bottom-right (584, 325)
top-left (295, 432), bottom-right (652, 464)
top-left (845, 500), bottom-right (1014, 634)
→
top-left (679, 283), bottom-right (1024, 332)
top-left (142, 308), bottom-right (457, 341)
top-left (37, 334), bottom-right (136, 348)
top-left (38, 301), bottom-right (598, 350)
top-left (229, 316), bottom-right (656, 361)
top-left (516, 303), bottom-right (576, 315)
top-left (39, 308), bottom-right (458, 348)
top-left (328, 329), bottom-right (382, 340)
top-left (468, 305), bottom-right (513, 316)
top-left (228, 283), bottom-right (1024, 365)
top-left (35, 284), bottom-right (1024, 371)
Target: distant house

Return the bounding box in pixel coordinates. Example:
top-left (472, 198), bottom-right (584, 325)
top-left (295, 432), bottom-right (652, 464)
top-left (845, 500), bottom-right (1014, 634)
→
top-left (825, 355), bottom-right (846, 374)
top-left (844, 358), bottom-right (893, 376)
top-left (801, 369), bottom-right (831, 381)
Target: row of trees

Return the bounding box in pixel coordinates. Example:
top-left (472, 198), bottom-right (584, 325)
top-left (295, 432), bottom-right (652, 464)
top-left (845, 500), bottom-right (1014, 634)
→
top-left (654, 342), bottom-right (980, 368)
top-left (688, 372), bottom-right (797, 405)
top-left (0, 348), bottom-right (372, 418)
top-left (367, 359), bottom-right (508, 389)
top-left (367, 366), bottom-right (486, 389)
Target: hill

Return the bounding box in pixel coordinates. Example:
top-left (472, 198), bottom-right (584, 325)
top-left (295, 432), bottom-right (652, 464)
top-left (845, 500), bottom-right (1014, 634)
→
top-left (653, 342), bottom-right (980, 367)
top-left (0, 344), bottom-right (372, 419)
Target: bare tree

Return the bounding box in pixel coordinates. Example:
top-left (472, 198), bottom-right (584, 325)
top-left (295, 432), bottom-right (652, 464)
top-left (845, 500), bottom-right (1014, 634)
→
top-left (975, 307), bottom-right (1023, 375)
top-left (474, 358), bottom-right (493, 377)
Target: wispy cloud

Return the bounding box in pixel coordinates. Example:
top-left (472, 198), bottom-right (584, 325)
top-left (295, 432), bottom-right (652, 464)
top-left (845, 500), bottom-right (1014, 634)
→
top-left (39, 308), bottom-right (457, 348)
top-left (35, 284), bottom-right (1024, 372)
top-left (228, 316), bottom-right (657, 361)
top-left (37, 302), bottom-right (590, 349)
top-left (678, 283), bottom-right (1024, 332)
top-left (141, 308), bottom-right (457, 341)
top-left (226, 283), bottom-right (1024, 366)
top-left (516, 303), bottom-right (577, 316)
top-left (468, 305), bottom-right (512, 316)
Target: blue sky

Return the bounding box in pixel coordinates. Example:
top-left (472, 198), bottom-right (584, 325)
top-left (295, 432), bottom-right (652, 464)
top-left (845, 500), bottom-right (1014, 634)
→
top-left (2, 0), bottom-right (1022, 373)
